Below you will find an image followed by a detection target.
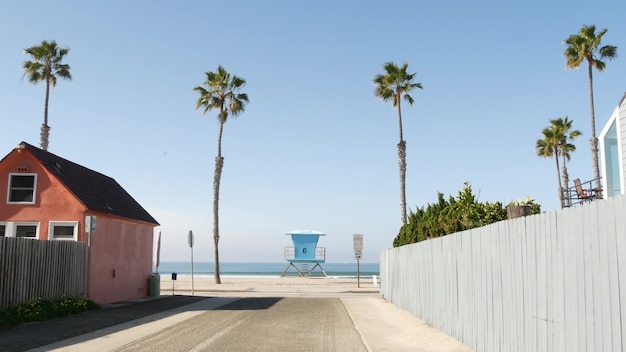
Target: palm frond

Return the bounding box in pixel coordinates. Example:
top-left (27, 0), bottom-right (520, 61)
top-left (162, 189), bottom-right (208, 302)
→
top-left (194, 66), bottom-right (249, 122)
top-left (564, 25), bottom-right (617, 70)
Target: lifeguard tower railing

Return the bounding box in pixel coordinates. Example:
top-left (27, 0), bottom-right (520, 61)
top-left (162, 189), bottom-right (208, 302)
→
top-left (281, 230), bottom-right (328, 277)
top-left (284, 246), bottom-right (326, 262)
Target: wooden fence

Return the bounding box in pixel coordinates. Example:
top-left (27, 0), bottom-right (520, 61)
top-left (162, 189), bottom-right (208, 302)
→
top-left (380, 195), bottom-right (626, 352)
top-left (0, 237), bottom-right (86, 309)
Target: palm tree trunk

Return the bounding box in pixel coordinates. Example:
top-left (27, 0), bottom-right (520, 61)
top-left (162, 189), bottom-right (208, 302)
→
top-left (588, 62), bottom-right (601, 189)
top-left (396, 95), bottom-right (407, 225)
top-left (41, 80), bottom-right (51, 151)
top-left (398, 141), bottom-right (407, 225)
top-left (40, 124), bottom-right (50, 152)
top-left (213, 121), bottom-right (225, 284)
top-left (397, 92), bottom-right (404, 142)
top-left (213, 155), bottom-right (223, 284)
top-left (555, 147), bottom-right (564, 208)
top-left (562, 156), bottom-right (570, 207)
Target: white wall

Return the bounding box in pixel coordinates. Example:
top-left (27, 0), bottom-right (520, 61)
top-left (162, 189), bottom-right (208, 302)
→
top-left (381, 195), bottom-right (626, 352)
top-left (600, 93), bottom-right (626, 197)
top-left (619, 98), bottom-right (626, 194)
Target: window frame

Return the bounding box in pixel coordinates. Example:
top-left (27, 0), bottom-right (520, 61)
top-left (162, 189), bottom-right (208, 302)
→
top-left (7, 173), bottom-right (38, 204)
top-left (49, 221), bottom-right (79, 241)
top-left (0, 222), bottom-right (6, 237)
top-left (14, 222), bottom-right (39, 239)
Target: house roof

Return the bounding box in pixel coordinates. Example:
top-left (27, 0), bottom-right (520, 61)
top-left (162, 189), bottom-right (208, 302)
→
top-left (15, 142), bottom-right (159, 225)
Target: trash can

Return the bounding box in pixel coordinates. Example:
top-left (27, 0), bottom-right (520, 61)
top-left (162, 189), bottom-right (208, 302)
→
top-left (149, 273), bottom-right (160, 297)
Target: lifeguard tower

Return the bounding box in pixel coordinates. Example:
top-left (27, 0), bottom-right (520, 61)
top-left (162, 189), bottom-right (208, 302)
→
top-left (281, 230), bottom-right (327, 277)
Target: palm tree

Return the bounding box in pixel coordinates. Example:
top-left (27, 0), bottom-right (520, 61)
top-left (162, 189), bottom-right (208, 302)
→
top-left (194, 66), bottom-right (248, 284)
top-left (373, 62), bottom-right (423, 225)
top-left (22, 40), bottom-right (72, 151)
top-left (564, 25), bottom-right (617, 189)
top-left (536, 124), bottom-right (564, 208)
top-left (553, 117), bottom-right (582, 206)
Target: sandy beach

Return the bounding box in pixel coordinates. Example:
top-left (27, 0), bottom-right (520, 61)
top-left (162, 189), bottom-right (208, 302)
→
top-left (159, 274), bottom-right (381, 297)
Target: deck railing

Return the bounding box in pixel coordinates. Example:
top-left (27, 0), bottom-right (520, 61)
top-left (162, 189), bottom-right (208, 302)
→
top-left (283, 246), bottom-right (326, 261)
top-left (563, 177), bottom-right (602, 207)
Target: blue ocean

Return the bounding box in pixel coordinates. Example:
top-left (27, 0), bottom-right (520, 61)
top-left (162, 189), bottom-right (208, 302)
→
top-left (155, 262), bottom-right (379, 278)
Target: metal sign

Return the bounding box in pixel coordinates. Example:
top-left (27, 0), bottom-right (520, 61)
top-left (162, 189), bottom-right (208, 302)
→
top-left (85, 216), bottom-right (96, 233)
top-left (354, 234), bottom-right (364, 288)
top-left (353, 234), bottom-right (363, 250)
top-left (188, 230), bottom-right (194, 248)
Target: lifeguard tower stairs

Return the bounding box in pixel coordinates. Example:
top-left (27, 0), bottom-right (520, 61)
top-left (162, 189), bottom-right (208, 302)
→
top-left (281, 230), bottom-right (327, 277)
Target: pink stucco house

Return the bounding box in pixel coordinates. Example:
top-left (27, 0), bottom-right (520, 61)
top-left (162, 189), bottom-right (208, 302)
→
top-left (0, 142), bottom-right (159, 304)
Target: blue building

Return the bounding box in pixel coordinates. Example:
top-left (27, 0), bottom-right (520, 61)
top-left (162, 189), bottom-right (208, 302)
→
top-left (599, 92), bottom-right (626, 198)
top-left (281, 230), bottom-right (327, 277)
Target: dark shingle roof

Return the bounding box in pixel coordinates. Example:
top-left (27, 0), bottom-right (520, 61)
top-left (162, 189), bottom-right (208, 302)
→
top-left (20, 142), bottom-right (159, 225)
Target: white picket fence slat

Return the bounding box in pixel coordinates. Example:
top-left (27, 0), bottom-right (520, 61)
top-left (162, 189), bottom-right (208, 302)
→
top-left (381, 195), bottom-right (626, 352)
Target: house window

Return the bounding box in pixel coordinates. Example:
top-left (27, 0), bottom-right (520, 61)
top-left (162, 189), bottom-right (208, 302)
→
top-left (0, 224), bottom-right (5, 237)
top-left (15, 224), bottom-right (38, 238)
top-left (7, 174), bottom-right (37, 204)
top-left (603, 120), bottom-right (621, 197)
top-left (50, 222), bottom-right (78, 241)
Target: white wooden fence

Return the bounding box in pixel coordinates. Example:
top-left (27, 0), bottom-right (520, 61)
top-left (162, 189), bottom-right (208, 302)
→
top-left (0, 237), bottom-right (86, 309)
top-left (380, 195), bottom-right (626, 352)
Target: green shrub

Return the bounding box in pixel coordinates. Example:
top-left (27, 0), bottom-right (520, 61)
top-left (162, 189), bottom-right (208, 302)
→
top-left (393, 182), bottom-right (540, 247)
top-left (0, 296), bottom-right (99, 329)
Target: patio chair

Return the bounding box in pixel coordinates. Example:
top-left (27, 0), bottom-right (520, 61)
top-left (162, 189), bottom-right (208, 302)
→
top-left (573, 178), bottom-right (590, 202)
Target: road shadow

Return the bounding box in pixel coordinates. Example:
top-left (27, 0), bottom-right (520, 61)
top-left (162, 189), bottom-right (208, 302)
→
top-left (0, 295), bottom-right (206, 352)
top-left (214, 297), bottom-right (282, 310)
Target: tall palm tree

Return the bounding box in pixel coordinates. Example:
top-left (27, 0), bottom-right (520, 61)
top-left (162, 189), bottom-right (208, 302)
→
top-left (564, 25), bottom-right (617, 189)
top-left (553, 117), bottom-right (582, 206)
top-left (22, 40), bottom-right (72, 151)
top-left (194, 66), bottom-right (248, 284)
top-left (373, 62), bottom-right (423, 225)
top-left (536, 125), bottom-right (564, 208)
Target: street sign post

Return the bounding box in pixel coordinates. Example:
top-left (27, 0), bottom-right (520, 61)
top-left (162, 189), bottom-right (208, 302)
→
top-left (353, 234), bottom-right (363, 287)
top-left (85, 216), bottom-right (96, 299)
top-left (188, 230), bottom-right (194, 295)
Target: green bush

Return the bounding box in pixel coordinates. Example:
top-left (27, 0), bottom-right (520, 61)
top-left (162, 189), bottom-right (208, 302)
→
top-left (0, 296), bottom-right (99, 329)
top-left (393, 182), bottom-right (540, 247)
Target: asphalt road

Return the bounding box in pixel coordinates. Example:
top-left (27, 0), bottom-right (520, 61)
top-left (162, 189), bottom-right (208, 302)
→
top-left (115, 297), bottom-right (367, 352)
top-left (0, 295), bottom-right (206, 352)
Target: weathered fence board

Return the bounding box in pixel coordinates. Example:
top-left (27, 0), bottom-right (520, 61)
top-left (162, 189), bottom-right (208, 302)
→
top-left (381, 195), bottom-right (626, 352)
top-left (0, 237), bottom-right (86, 309)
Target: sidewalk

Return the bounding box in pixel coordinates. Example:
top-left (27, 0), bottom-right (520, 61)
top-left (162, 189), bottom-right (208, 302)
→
top-left (344, 297), bottom-right (473, 352)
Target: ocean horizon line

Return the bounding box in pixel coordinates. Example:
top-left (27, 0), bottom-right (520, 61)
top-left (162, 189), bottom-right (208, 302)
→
top-left (157, 261), bottom-right (379, 264)
top-left (154, 261), bottom-right (380, 277)
top-left (154, 274), bottom-right (376, 278)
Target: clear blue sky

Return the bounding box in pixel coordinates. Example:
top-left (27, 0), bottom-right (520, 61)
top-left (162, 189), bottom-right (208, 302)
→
top-left (1, 1), bottom-right (624, 263)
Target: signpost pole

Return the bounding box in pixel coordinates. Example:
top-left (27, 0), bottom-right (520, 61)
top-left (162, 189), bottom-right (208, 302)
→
top-left (188, 230), bottom-right (194, 296)
top-left (357, 257), bottom-right (360, 288)
top-left (86, 228), bottom-right (91, 298)
top-left (85, 216), bottom-right (96, 299)
top-left (353, 234), bottom-right (363, 289)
